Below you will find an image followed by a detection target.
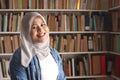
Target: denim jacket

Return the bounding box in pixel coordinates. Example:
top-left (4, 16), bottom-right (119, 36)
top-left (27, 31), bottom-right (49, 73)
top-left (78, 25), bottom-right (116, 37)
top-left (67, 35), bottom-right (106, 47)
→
top-left (9, 47), bottom-right (66, 80)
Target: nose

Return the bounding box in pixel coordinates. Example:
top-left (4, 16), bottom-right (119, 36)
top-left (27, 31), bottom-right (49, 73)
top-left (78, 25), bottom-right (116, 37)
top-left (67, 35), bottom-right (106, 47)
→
top-left (37, 26), bottom-right (41, 31)
top-left (37, 26), bottom-right (43, 32)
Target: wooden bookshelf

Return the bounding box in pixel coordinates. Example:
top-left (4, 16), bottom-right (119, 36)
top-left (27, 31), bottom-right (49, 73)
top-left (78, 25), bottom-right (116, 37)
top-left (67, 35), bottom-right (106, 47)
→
top-left (0, 9), bottom-right (108, 12)
top-left (108, 0), bottom-right (120, 79)
top-left (109, 51), bottom-right (120, 55)
top-left (0, 78), bottom-right (10, 80)
top-left (109, 6), bottom-right (120, 11)
top-left (0, 31), bottom-right (109, 34)
top-left (66, 75), bottom-right (109, 79)
top-left (0, 0), bottom-right (120, 80)
top-left (109, 32), bottom-right (120, 35)
top-left (111, 75), bottom-right (120, 80)
top-left (0, 54), bottom-right (12, 57)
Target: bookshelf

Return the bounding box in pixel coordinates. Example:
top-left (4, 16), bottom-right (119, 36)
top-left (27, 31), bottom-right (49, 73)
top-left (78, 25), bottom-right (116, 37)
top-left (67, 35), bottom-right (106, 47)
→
top-left (0, 0), bottom-right (119, 80)
top-left (108, 1), bottom-right (120, 79)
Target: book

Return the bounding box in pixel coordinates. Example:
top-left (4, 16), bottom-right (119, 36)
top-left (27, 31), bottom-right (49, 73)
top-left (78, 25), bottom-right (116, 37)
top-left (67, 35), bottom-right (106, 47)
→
top-left (97, 35), bottom-right (102, 51)
top-left (83, 35), bottom-right (88, 51)
top-left (102, 13), bottom-right (112, 31)
top-left (5, 60), bottom-right (10, 78)
top-left (12, 14), bottom-right (17, 32)
top-left (101, 55), bottom-right (106, 75)
top-left (0, 37), bottom-right (4, 53)
top-left (1, 59), bottom-right (7, 77)
top-left (77, 15), bottom-right (82, 31)
top-left (101, 35), bottom-right (107, 51)
top-left (91, 0), bottom-right (96, 9)
top-left (0, 14), bottom-right (2, 32)
top-left (88, 54), bottom-right (92, 75)
top-left (81, 0), bottom-right (87, 9)
top-left (79, 59), bottom-right (84, 76)
top-left (81, 55), bottom-right (87, 75)
top-left (62, 58), bottom-right (69, 76)
top-left (112, 55), bottom-right (120, 77)
top-left (85, 15), bottom-right (90, 31)
top-left (11, 35), bottom-right (19, 52)
top-left (87, 35), bottom-right (94, 51)
top-left (3, 36), bottom-right (12, 53)
top-left (16, 13), bottom-right (21, 32)
top-left (68, 58), bottom-right (72, 76)
top-left (3, 13), bottom-right (8, 32)
top-left (66, 34), bottom-right (72, 52)
top-left (113, 35), bottom-right (117, 51)
top-left (75, 34), bottom-right (81, 52)
top-left (0, 62), bottom-right (3, 78)
top-left (76, 0), bottom-right (81, 10)
top-left (74, 58), bottom-right (80, 76)
top-left (43, 0), bottom-right (48, 9)
top-left (92, 55), bottom-right (101, 75)
top-left (71, 58), bottom-right (75, 76)
top-left (18, 0), bottom-right (22, 9)
top-left (8, 12), bottom-right (13, 31)
top-left (118, 35), bottom-right (120, 52)
top-left (8, 0), bottom-right (13, 9)
top-left (13, 0), bottom-right (18, 9)
top-left (22, 0), bottom-right (27, 9)
top-left (83, 55), bottom-right (89, 75)
top-left (81, 15), bottom-right (85, 31)
top-left (106, 56), bottom-right (113, 75)
top-left (0, 0), bottom-right (7, 9)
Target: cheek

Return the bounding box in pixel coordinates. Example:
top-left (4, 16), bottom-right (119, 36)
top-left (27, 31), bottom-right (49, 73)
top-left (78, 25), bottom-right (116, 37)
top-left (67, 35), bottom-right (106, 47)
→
top-left (45, 27), bottom-right (49, 33)
top-left (30, 30), bottom-right (36, 39)
top-left (43, 27), bottom-right (49, 40)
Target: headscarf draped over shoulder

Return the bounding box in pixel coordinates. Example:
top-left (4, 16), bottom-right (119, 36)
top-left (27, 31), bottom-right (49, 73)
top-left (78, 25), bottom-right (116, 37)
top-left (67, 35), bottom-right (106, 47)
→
top-left (20, 12), bottom-right (48, 67)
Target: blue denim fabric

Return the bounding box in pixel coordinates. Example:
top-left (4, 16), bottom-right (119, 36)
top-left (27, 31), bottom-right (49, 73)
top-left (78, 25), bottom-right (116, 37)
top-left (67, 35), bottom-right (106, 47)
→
top-left (9, 47), bottom-right (66, 80)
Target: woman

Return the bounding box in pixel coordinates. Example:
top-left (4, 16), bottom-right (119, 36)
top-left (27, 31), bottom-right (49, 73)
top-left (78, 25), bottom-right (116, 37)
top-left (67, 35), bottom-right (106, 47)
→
top-left (9, 12), bottom-right (66, 80)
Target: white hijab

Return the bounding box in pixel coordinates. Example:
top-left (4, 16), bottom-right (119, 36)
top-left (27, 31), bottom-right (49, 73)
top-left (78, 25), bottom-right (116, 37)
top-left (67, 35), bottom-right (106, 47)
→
top-left (20, 12), bottom-right (50, 67)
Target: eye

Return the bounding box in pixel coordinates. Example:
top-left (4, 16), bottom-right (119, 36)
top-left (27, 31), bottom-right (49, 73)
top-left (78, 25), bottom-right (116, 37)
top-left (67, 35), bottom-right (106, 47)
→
top-left (32, 24), bottom-right (38, 29)
top-left (41, 23), bottom-right (46, 27)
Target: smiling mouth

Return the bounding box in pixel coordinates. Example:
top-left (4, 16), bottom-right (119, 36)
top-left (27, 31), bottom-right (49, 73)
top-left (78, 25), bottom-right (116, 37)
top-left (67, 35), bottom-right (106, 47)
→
top-left (37, 33), bottom-right (46, 37)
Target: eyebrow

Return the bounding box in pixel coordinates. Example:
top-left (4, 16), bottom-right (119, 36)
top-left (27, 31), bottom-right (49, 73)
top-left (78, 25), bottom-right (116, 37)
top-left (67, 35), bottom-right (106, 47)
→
top-left (32, 24), bottom-right (37, 25)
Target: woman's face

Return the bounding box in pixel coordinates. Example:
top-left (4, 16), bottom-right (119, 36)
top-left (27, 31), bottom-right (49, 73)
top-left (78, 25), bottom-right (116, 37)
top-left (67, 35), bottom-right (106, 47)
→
top-left (30, 17), bottom-right (49, 43)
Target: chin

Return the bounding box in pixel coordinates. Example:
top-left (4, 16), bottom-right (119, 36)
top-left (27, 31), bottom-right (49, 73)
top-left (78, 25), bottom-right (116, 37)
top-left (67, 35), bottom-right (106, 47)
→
top-left (38, 39), bottom-right (46, 43)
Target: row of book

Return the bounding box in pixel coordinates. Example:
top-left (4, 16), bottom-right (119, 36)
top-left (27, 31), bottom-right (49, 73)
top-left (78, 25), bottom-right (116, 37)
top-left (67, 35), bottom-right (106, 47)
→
top-left (48, 13), bottom-right (112, 31)
top-left (109, 0), bottom-right (120, 8)
top-left (113, 55), bottom-right (120, 77)
top-left (0, 58), bottom-right (10, 78)
top-left (0, 35), bottom-right (20, 53)
top-left (111, 11), bottom-right (120, 32)
top-left (50, 34), bottom-right (108, 52)
top-left (0, 12), bottom-right (24, 32)
top-left (0, 0), bottom-right (109, 10)
top-left (0, 55), bottom-right (117, 79)
top-left (0, 34), bottom-right (107, 53)
top-left (0, 54), bottom-right (119, 79)
top-left (109, 34), bottom-right (120, 52)
top-left (62, 54), bottom-right (113, 76)
top-left (69, 78), bottom-right (114, 80)
top-left (0, 12), bottom-right (112, 32)
top-left (2, 34), bottom-right (120, 53)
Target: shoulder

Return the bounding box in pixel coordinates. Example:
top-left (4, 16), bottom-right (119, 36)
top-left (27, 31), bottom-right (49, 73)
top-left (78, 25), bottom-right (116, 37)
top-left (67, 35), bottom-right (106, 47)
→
top-left (50, 47), bottom-right (59, 53)
top-left (49, 47), bottom-right (62, 61)
top-left (9, 48), bottom-right (21, 65)
top-left (12, 48), bottom-right (21, 59)
top-left (50, 47), bottom-right (59, 56)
